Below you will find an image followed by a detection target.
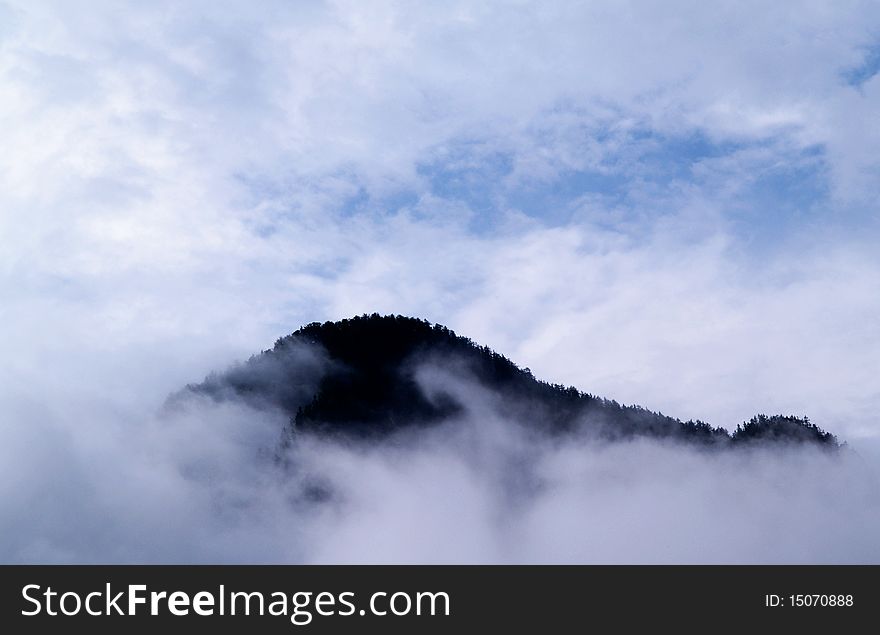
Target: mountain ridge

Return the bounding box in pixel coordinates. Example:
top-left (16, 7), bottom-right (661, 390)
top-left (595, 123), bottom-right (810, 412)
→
top-left (181, 313), bottom-right (839, 449)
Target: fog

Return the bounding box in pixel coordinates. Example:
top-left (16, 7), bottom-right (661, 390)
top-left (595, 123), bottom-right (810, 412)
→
top-left (2, 354), bottom-right (878, 564)
top-left (3, 0), bottom-right (879, 566)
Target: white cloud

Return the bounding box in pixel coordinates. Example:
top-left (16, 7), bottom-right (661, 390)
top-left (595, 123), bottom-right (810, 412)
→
top-left (3, 375), bottom-right (878, 563)
top-left (1, 0), bottom-right (879, 561)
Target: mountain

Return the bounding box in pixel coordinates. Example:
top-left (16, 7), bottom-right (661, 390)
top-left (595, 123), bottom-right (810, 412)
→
top-left (180, 313), bottom-right (839, 449)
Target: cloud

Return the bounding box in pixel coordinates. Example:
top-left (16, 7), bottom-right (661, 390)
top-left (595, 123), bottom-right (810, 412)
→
top-left (1, 1), bottom-right (879, 562)
top-left (2, 359), bottom-right (877, 564)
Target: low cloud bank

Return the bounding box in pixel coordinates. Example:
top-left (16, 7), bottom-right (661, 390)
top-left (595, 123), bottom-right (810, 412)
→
top-left (1, 357), bottom-right (878, 564)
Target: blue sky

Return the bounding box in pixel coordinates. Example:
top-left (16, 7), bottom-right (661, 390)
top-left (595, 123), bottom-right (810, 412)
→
top-left (843, 41), bottom-right (880, 87)
top-left (1, 0), bottom-right (879, 440)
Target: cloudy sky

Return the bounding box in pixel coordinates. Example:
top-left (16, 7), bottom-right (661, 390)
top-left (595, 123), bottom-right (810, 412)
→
top-left (1, 1), bottom-right (880, 562)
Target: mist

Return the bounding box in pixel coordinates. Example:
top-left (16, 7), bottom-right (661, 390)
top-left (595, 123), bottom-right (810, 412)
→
top-left (3, 0), bottom-right (880, 566)
top-left (2, 352), bottom-right (878, 565)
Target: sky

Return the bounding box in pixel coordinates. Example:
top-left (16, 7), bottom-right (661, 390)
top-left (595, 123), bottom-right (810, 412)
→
top-left (1, 1), bottom-right (880, 562)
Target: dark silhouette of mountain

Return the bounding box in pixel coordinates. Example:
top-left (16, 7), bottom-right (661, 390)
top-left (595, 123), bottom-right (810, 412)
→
top-left (181, 314), bottom-right (839, 449)
top-left (732, 414), bottom-right (837, 445)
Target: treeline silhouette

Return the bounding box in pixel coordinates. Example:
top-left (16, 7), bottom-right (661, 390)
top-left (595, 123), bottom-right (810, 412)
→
top-left (184, 314), bottom-right (839, 449)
